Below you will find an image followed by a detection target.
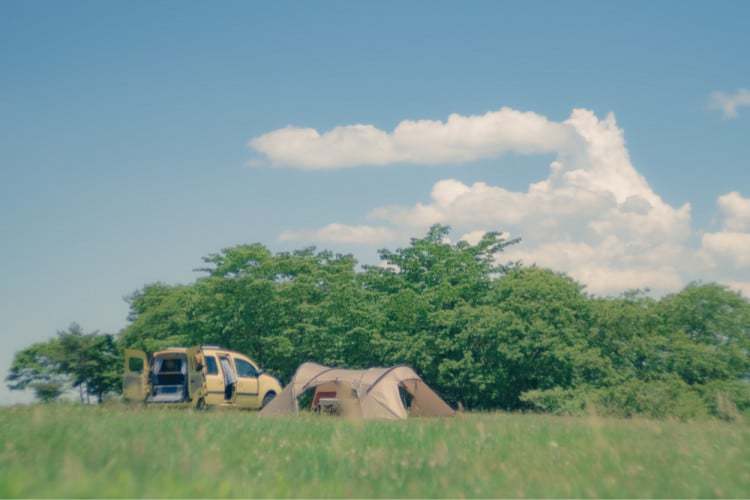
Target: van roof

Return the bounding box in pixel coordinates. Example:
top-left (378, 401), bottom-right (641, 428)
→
top-left (152, 347), bottom-right (188, 356)
top-left (201, 347), bottom-right (249, 357)
top-left (151, 345), bottom-right (254, 360)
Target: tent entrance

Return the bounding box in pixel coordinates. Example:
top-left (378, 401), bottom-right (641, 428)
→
top-left (311, 381), bottom-right (360, 416)
top-left (398, 384), bottom-right (414, 411)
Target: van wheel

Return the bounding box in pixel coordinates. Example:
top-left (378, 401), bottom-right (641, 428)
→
top-left (261, 392), bottom-right (276, 408)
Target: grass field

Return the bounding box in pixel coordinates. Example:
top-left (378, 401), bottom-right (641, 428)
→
top-left (0, 405), bottom-right (748, 498)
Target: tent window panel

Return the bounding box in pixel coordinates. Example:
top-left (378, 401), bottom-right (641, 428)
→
top-left (299, 389), bottom-right (315, 410)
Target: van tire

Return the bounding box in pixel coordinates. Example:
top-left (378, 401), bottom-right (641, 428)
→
top-left (261, 392), bottom-right (276, 408)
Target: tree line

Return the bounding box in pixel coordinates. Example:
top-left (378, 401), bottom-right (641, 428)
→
top-left (7, 225), bottom-right (750, 418)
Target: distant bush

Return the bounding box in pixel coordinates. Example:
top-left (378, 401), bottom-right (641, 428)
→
top-left (522, 379), bottom-right (750, 421)
top-left (519, 387), bottom-right (592, 415)
top-left (593, 378), bottom-right (709, 420)
top-left (695, 380), bottom-right (750, 421)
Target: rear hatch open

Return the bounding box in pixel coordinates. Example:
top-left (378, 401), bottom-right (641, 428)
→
top-left (147, 353), bottom-right (188, 403)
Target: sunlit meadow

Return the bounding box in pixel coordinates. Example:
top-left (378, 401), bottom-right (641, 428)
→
top-left (0, 404), bottom-right (748, 497)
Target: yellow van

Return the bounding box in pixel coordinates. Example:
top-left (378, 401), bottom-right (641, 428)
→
top-left (123, 346), bottom-right (282, 410)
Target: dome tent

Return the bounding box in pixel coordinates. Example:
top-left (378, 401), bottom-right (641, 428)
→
top-left (259, 362), bottom-right (454, 419)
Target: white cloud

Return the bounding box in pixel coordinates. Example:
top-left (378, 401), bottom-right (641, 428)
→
top-left (717, 191), bottom-right (750, 232)
top-left (362, 109), bottom-right (695, 294)
top-left (498, 240), bottom-right (687, 294)
top-left (260, 105), bottom-right (748, 296)
top-left (249, 107), bottom-right (578, 169)
top-left (573, 265), bottom-right (684, 295)
top-left (459, 230), bottom-right (488, 245)
top-left (727, 281), bottom-right (750, 298)
top-left (700, 191), bottom-right (750, 274)
top-left (701, 232), bottom-right (750, 268)
top-left (279, 223), bottom-right (397, 245)
top-left (709, 89), bottom-right (750, 119)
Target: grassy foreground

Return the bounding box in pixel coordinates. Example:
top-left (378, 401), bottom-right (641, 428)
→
top-left (0, 405), bottom-right (748, 498)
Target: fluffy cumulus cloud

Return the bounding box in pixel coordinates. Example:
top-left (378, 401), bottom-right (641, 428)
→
top-left (249, 108), bottom-right (577, 169)
top-left (717, 191), bottom-right (750, 231)
top-left (700, 191), bottom-right (750, 281)
top-left (702, 232), bottom-right (750, 268)
top-left (709, 89), bottom-right (750, 119)
top-left (254, 106), bottom-right (750, 296)
top-left (279, 224), bottom-right (398, 245)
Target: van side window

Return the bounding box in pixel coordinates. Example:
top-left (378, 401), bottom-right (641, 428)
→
top-left (128, 357), bottom-right (143, 373)
top-left (234, 358), bottom-right (258, 378)
top-left (204, 356), bottom-right (218, 375)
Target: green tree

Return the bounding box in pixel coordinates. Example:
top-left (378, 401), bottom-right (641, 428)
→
top-left (30, 382), bottom-right (65, 403)
top-left (659, 283), bottom-right (750, 381)
top-left (589, 291), bottom-right (664, 382)
top-left (6, 340), bottom-right (67, 403)
top-left (120, 283), bottom-right (194, 351)
top-left (189, 245), bottom-right (382, 380)
top-left (6, 324), bottom-right (121, 403)
top-left (363, 225), bottom-right (533, 409)
top-left (56, 324), bottom-right (121, 402)
top-left (486, 267), bottom-right (613, 409)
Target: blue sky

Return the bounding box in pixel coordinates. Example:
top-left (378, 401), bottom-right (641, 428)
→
top-left (1, 1), bottom-right (749, 403)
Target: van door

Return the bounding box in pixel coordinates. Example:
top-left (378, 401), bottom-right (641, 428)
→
top-left (219, 355), bottom-right (238, 404)
top-left (123, 349), bottom-right (149, 402)
top-left (232, 355), bottom-right (260, 409)
top-left (202, 354), bottom-right (225, 406)
top-left (186, 347), bottom-right (205, 404)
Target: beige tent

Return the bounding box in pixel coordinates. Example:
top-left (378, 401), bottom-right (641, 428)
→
top-left (259, 362), bottom-right (454, 420)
